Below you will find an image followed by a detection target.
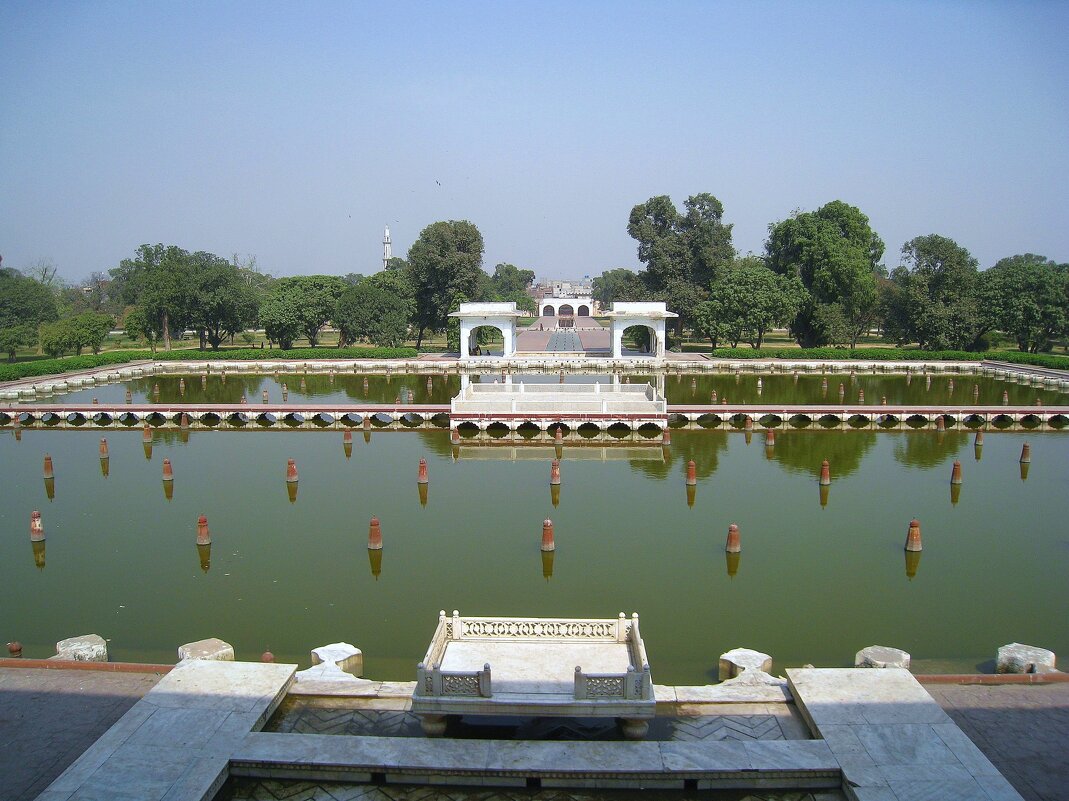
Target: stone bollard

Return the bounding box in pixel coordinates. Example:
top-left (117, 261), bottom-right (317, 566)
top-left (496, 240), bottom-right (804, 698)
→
top-left (262, 389), bottom-right (269, 404)
top-left (53, 634), bottom-right (108, 662)
top-left (30, 510), bottom-right (44, 541)
top-left (744, 416), bottom-right (753, 431)
top-left (368, 516), bottom-right (383, 550)
top-left (819, 459), bottom-right (831, 486)
top-left (286, 458), bottom-right (299, 482)
top-left (554, 427), bottom-right (563, 444)
top-left (855, 645), bottom-right (910, 669)
top-left (125, 389), bottom-right (132, 404)
top-left (261, 650), bottom-right (275, 663)
top-left (162, 458), bottom-right (174, 481)
top-left (43, 454), bottom-right (54, 479)
top-left (153, 383), bottom-right (160, 396)
top-left (180, 412), bottom-right (190, 430)
top-left (936, 416), bottom-right (945, 431)
top-left (686, 460), bottom-right (697, 486)
top-left (904, 519), bottom-right (922, 552)
top-left (178, 638), bottom-right (235, 662)
top-left (765, 429), bottom-right (775, 447)
top-left (950, 460), bottom-right (962, 485)
top-left (1003, 390), bottom-right (1009, 405)
top-left (996, 643), bottom-right (1057, 674)
top-left (541, 518), bottom-right (555, 552)
top-left (550, 459), bottom-right (561, 485)
top-left (1019, 443), bottom-right (1031, 464)
top-left (711, 390), bottom-right (717, 403)
top-left (7, 641), bottom-right (22, 657)
top-left (662, 428), bottom-right (671, 445)
top-left (858, 388), bottom-right (864, 403)
top-left (99, 438), bottom-right (109, 459)
top-left (196, 514), bottom-right (211, 545)
top-left (718, 647), bottom-right (772, 681)
top-left (725, 523), bottom-right (741, 553)
top-left (142, 425), bottom-right (152, 444)
top-left (417, 458), bottom-right (429, 484)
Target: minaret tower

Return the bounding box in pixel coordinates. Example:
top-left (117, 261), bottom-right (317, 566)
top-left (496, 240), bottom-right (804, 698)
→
top-left (382, 226), bottom-right (392, 270)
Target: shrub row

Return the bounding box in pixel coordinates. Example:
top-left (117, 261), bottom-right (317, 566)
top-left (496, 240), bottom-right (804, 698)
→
top-left (703, 348), bottom-right (1069, 368)
top-left (0, 346), bottom-right (418, 382)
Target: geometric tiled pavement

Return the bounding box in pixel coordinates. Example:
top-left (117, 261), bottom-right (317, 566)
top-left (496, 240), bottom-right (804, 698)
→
top-left (266, 708), bottom-right (799, 742)
top-left (223, 780), bottom-right (844, 800)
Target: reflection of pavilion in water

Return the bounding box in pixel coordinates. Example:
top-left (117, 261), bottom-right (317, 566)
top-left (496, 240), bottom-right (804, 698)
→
top-left (455, 443), bottom-right (667, 461)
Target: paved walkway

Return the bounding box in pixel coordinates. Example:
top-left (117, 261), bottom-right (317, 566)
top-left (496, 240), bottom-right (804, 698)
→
top-left (927, 682), bottom-right (1069, 801)
top-left (0, 666), bottom-right (163, 801)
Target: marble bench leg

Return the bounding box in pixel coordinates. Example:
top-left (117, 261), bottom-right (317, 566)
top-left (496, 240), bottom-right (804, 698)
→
top-left (419, 714), bottom-right (447, 737)
top-left (619, 718), bottom-right (649, 740)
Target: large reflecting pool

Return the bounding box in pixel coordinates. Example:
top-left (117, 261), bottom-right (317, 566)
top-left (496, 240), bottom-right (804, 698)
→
top-left (2, 424), bottom-right (1066, 684)
top-left (21, 371), bottom-right (1069, 407)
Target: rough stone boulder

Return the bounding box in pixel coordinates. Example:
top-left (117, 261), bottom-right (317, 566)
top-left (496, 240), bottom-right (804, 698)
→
top-left (296, 642), bottom-right (364, 683)
top-left (855, 645), bottom-right (911, 669)
top-left (52, 634), bottom-right (108, 662)
top-left (997, 643), bottom-right (1056, 674)
top-left (718, 647), bottom-right (773, 681)
top-left (177, 637), bottom-right (235, 662)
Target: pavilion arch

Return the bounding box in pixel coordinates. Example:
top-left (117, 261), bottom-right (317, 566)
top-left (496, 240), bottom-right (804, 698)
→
top-left (605, 302), bottom-right (676, 359)
top-left (577, 304), bottom-right (590, 316)
top-left (558, 304), bottom-right (574, 317)
top-left (449, 302), bottom-right (521, 360)
top-left (543, 305), bottom-right (556, 316)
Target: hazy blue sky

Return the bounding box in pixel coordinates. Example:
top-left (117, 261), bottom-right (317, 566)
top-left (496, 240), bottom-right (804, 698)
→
top-left (2, 1), bottom-right (1066, 283)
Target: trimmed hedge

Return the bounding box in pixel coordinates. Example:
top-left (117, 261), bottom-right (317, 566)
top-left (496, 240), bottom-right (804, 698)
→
top-left (2, 344), bottom-right (1065, 384)
top-left (702, 348), bottom-right (1069, 369)
top-left (0, 346), bottom-right (418, 383)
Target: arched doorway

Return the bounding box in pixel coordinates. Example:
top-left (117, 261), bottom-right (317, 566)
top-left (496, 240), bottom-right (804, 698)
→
top-left (577, 304), bottom-right (590, 316)
top-left (543, 305), bottom-right (555, 316)
top-left (621, 324), bottom-right (655, 354)
top-left (467, 325), bottom-right (506, 356)
top-left (559, 304), bottom-right (574, 316)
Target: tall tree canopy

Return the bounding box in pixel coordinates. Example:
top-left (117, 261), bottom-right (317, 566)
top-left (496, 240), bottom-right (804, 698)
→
top-left (187, 253), bottom-right (261, 350)
top-left (407, 220), bottom-right (485, 347)
top-left (334, 280), bottom-right (411, 348)
top-left (110, 244), bottom-right (195, 349)
top-left (0, 268), bottom-right (59, 359)
top-left (260, 275), bottom-right (347, 348)
top-left (627, 193), bottom-right (735, 332)
top-left (882, 234), bottom-right (984, 350)
top-left (981, 254), bottom-right (1069, 352)
top-left (488, 263), bottom-right (535, 297)
top-left (766, 200), bottom-right (885, 347)
top-left (592, 268), bottom-right (647, 309)
top-left (693, 257), bottom-right (806, 348)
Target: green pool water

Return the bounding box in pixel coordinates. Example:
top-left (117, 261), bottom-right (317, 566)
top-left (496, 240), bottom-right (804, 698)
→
top-left (2, 419), bottom-right (1066, 684)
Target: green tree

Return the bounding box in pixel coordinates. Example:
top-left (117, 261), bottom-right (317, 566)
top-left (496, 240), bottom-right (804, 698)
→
top-left (488, 263), bottom-right (535, 296)
top-left (882, 235), bottom-right (983, 350)
top-left (982, 254), bottom-right (1069, 352)
top-left (39, 312), bottom-right (113, 356)
top-left (334, 281), bottom-right (411, 347)
top-left (111, 244), bottom-right (195, 350)
top-left (123, 306), bottom-right (162, 354)
top-left (268, 275), bottom-right (347, 346)
top-left (0, 268), bottom-right (59, 359)
top-left (706, 257), bottom-right (807, 348)
top-left (766, 200), bottom-right (885, 348)
top-left (258, 294), bottom-right (303, 350)
top-left (592, 268), bottom-right (647, 308)
top-left (407, 220), bottom-right (485, 347)
top-left (0, 323), bottom-right (38, 362)
top-left (627, 193), bottom-right (735, 331)
top-left (188, 254), bottom-right (261, 350)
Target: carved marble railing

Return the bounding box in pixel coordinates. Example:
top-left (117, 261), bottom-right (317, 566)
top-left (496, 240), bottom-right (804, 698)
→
top-left (414, 611), bottom-right (653, 702)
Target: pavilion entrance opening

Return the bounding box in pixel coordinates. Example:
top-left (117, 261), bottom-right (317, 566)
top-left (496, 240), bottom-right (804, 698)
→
top-left (466, 325), bottom-right (506, 356)
top-left (622, 324), bottom-right (656, 354)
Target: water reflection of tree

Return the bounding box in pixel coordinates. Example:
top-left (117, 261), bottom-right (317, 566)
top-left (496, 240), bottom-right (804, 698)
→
top-left (892, 431), bottom-right (969, 468)
top-left (770, 431), bottom-right (876, 479)
top-left (628, 432), bottom-right (728, 480)
top-left (132, 376), bottom-right (266, 404)
top-left (414, 429), bottom-right (453, 459)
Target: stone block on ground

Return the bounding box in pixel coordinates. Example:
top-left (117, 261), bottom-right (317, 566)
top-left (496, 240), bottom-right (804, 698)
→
top-left (177, 637), bottom-right (235, 662)
top-left (855, 645), bottom-right (910, 669)
top-left (51, 634), bottom-right (108, 662)
top-left (997, 642), bottom-right (1056, 674)
top-left (718, 647), bottom-right (773, 681)
top-left (295, 642), bottom-right (364, 683)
